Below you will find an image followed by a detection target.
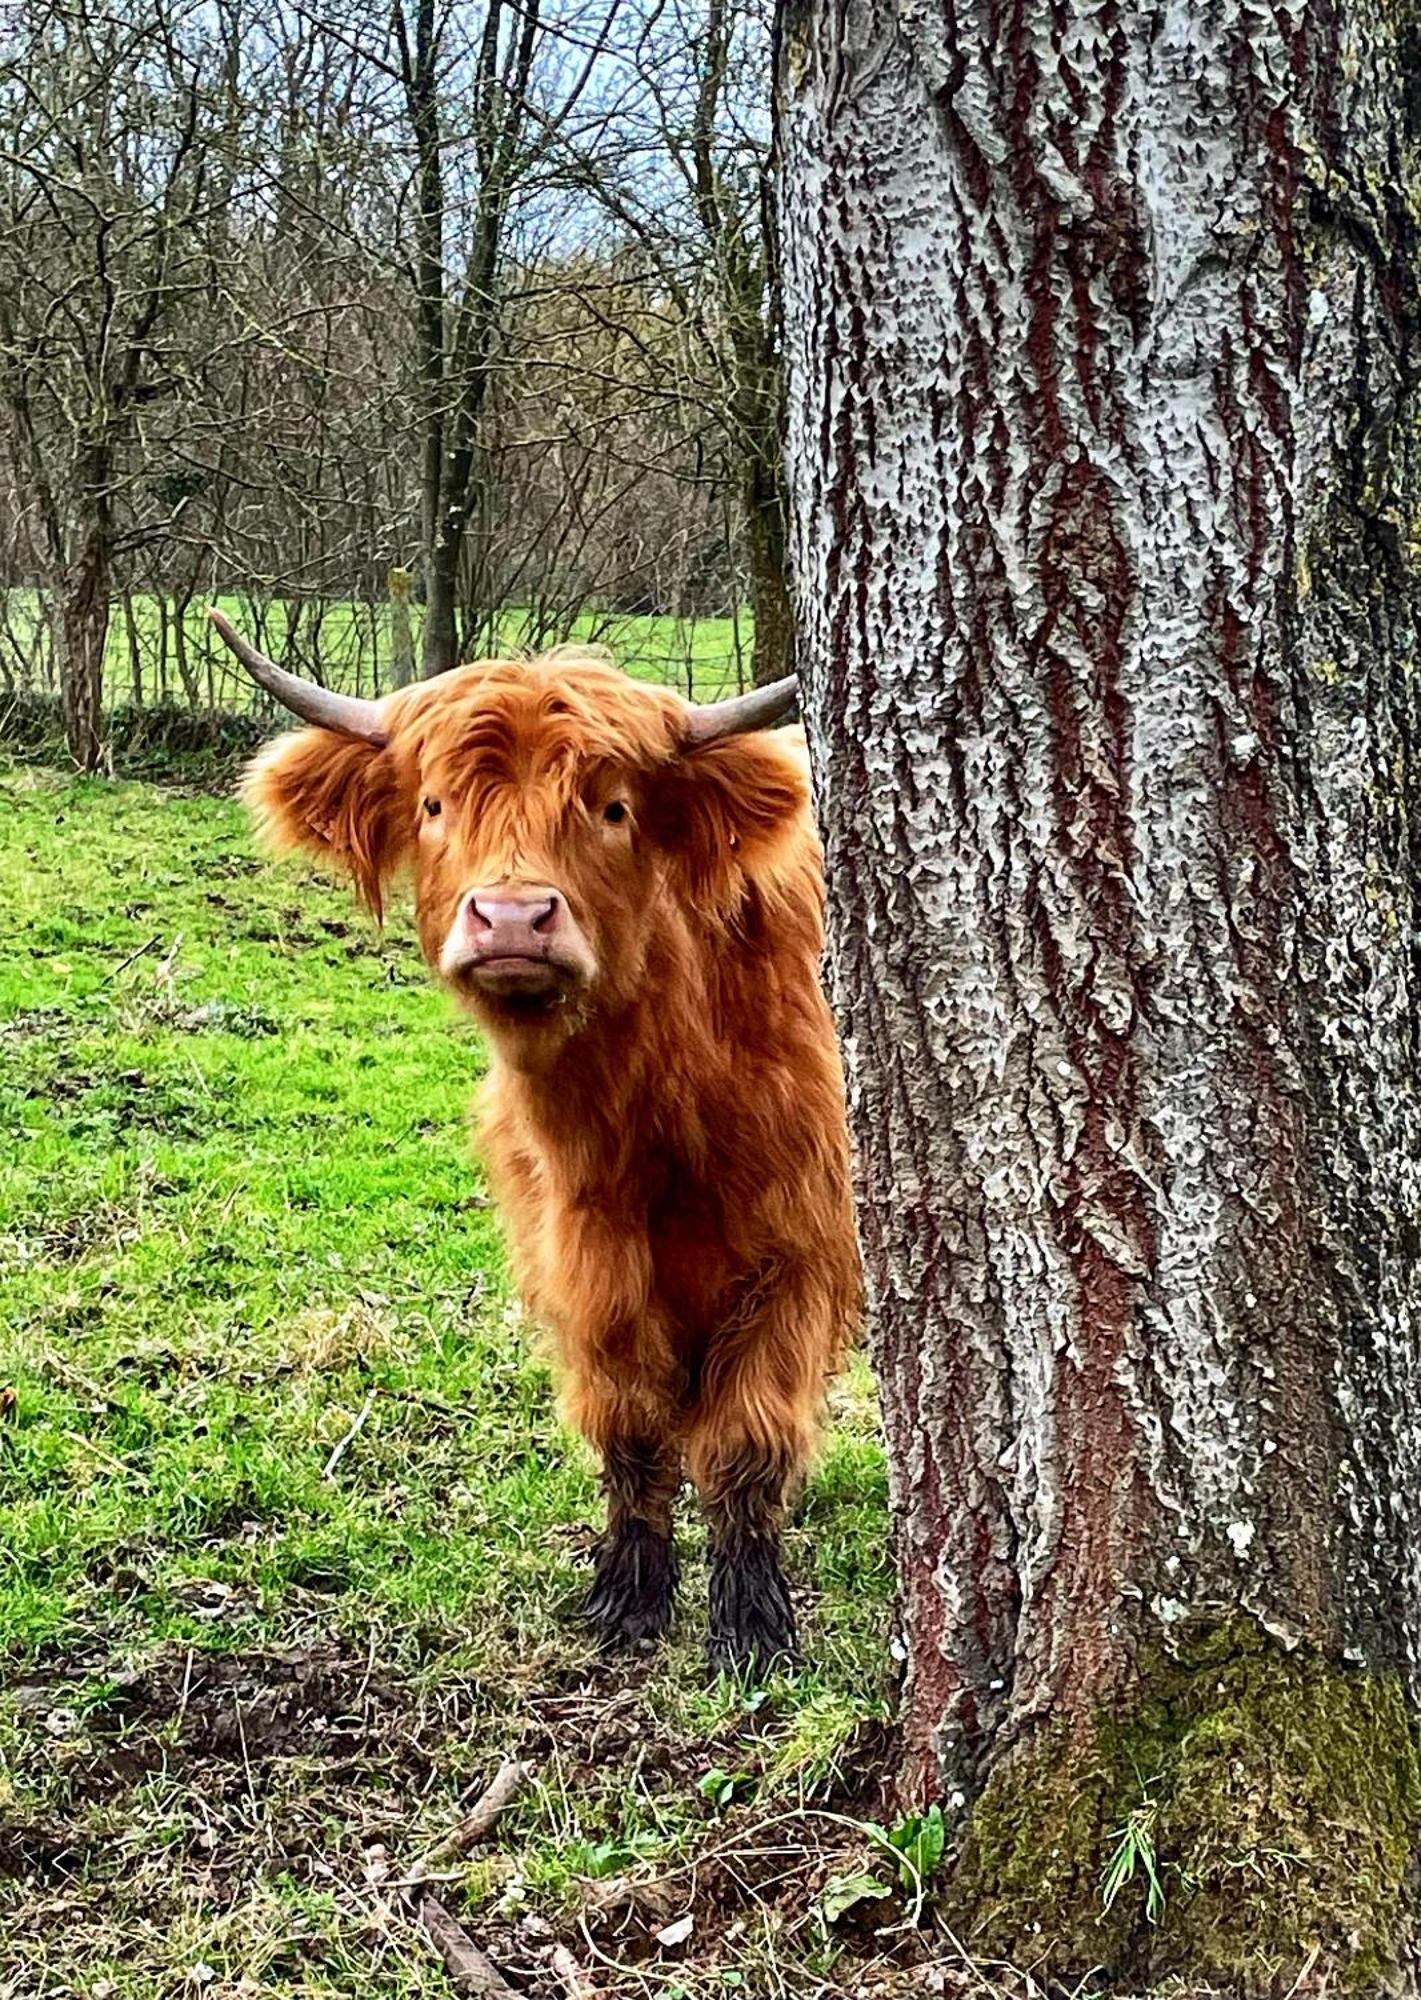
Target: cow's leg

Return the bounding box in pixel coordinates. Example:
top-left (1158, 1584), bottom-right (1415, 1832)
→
top-left (571, 1382), bottom-right (683, 1648)
top-left (687, 1304), bottom-right (824, 1677)
top-left (697, 1438), bottom-right (798, 1677)
top-left (542, 1207), bottom-right (686, 1649)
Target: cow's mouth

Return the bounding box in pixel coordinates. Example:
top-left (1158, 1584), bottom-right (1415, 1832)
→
top-left (458, 954), bottom-right (572, 1000)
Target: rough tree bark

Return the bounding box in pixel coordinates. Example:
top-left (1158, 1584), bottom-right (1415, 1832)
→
top-left (56, 514), bottom-right (111, 773)
top-left (780, 0), bottom-right (1421, 1986)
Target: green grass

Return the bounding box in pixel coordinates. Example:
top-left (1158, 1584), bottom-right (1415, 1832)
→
top-left (1, 592), bottom-right (754, 712)
top-left (0, 757), bottom-right (894, 1996)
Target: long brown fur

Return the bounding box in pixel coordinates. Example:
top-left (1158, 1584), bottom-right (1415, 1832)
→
top-left (243, 651), bottom-right (862, 1666)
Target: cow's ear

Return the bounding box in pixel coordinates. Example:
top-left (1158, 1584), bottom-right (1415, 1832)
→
top-left (651, 730), bottom-right (810, 908)
top-left (241, 729), bottom-right (413, 919)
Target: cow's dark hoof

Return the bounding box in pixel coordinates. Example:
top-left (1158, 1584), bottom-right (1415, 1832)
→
top-left (707, 1535), bottom-right (797, 1679)
top-left (583, 1517), bottom-right (679, 1648)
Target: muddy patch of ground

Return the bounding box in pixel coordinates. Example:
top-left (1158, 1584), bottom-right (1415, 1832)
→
top-left (39, 1645), bottom-right (417, 1791)
top-left (0, 1640), bottom-right (984, 1997)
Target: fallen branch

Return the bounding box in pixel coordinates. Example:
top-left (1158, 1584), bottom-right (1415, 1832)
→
top-left (425, 1757), bottom-right (537, 1863)
top-left (418, 1895), bottom-right (516, 1996)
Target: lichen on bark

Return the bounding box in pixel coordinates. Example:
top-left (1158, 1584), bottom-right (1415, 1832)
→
top-left (944, 1619), bottom-right (1421, 1991)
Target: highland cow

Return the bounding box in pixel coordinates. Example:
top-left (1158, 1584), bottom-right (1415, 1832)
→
top-left (214, 611), bottom-right (860, 1673)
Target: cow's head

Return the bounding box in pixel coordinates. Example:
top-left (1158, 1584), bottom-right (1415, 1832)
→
top-left (217, 614), bottom-right (807, 1053)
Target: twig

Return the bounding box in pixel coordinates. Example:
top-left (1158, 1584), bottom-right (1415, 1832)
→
top-left (174, 1647), bottom-right (196, 1734)
top-left (65, 1430), bottom-right (150, 1489)
top-left (382, 1868), bottom-right (466, 1892)
top-left (322, 1388), bottom-right (377, 1479)
top-left (1283, 1943), bottom-right (1323, 1999)
top-left (233, 1693), bottom-right (258, 1814)
top-left (418, 1896), bottom-right (516, 1996)
top-left (424, 1757), bottom-right (537, 1863)
top-left (551, 1944), bottom-right (602, 1998)
top-left (100, 933), bottom-right (162, 986)
top-left (382, 1384), bottom-right (483, 1424)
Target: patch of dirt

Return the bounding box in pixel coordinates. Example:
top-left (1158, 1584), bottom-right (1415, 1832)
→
top-left (97, 1644), bottom-right (393, 1757)
top-left (1, 1640), bottom-right (930, 1996)
top-left (519, 1676), bottom-right (702, 1788)
top-left (16, 1056), bottom-right (208, 1139)
top-left (201, 853), bottom-right (262, 880)
top-left (0, 1812), bottom-right (92, 1883)
top-left (821, 1713), bottom-right (900, 1818)
top-left (0, 1004), bottom-right (75, 1044)
top-left (29, 1204), bottom-right (143, 1267)
top-left (4, 1643), bottom-right (437, 1828)
top-left (128, 996), bottom-right (281, 1037)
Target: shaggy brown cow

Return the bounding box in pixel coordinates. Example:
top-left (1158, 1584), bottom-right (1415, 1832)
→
top-left (213, 611), bottom-right (860, 1673)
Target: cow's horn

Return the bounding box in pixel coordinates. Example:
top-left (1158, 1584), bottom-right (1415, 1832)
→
top-left (681, 675), bottom-right (798, 746)
top-left (208, 609), bottom-right (390, 747)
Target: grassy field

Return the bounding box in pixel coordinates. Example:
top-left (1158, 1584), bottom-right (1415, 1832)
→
top-left (1, 595), bottom-right (754, 714)
top-left (0, 757), bottom-right (916, 1998)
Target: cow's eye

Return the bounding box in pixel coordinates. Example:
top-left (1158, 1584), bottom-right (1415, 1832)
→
top-left (423, 797), bottom-right (442, 819)
top-left (603, 800), bottom-right (629, 826)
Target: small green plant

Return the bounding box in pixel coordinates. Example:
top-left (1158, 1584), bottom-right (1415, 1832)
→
top-left (575, 1832), bottom-right (664, 1878)
top-left (1101, 1796), bottom-right (1165, 1923)
top-left (889, 1803), bottom-right (947, 1889)
top-left (697, 1766), bottom-right (755, 1811)
top-left (866, 1803), bottom-right (947, 1895)
top-left (817, 1803), bottom-right (949, 1930)
top-left (817, 1867), bottom-right (893, 1925)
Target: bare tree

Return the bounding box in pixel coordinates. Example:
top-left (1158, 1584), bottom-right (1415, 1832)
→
top-left (0, 0), bottom-right (781, 746)
top-left (391, 0), bottom-right (624, 677)
top-left (686, 0), bottom-right (789, 685)
top-left (0, 0), bottom-right (237, 765)
top-left (558, 0), bottom-right (791, 683)
top-left (782, 0), bottom-right (1421, 1985)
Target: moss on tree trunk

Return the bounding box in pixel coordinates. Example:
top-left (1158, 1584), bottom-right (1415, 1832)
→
top-left (945, 1620), bottom-right (1421, 1991)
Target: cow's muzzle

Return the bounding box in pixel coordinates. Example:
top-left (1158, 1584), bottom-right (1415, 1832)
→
top-left (440, 885), bottom-right (584, 999)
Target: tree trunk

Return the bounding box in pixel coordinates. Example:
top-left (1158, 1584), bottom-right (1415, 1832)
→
top-left (170, 586), bottom-right (201, 708)
top-left (397, 0), bottom-right (451, 677)
top-left (386, 565), bottom-right (415, 690)
top-left (421, 494), bottom-right (465, 677)
top-left (55, 520), bottom-right (111, 772)
top-left (780, 0), bottom-right (1421, 1986)
top-left (743, 449), bottom-right (793, 686)
top-left (121, 586), bottom-right (143, 709)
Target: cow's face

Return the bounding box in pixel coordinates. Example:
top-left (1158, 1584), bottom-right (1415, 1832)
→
top-left (242, 653), bottom-right (808, 1052)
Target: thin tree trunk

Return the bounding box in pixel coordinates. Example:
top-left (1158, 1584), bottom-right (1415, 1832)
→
top-left (781, 0), bottom-right (1421, 1985)
top-left (422, 495), bottom-right (465, 676)
top-left (395, 0), bottom-right (448, 669)
top-left (387, 565), bottom-right (416, 689)
top-left (742, 450), bottom-right (792, 686)
top-left (170, 587), bottom-right (201, 707)
top-left (156, 592), bottom-right (170, 704)
top-left (55, 516), bottom-right (111, 772)
top-left (121, 586), bottom-right (143, 709)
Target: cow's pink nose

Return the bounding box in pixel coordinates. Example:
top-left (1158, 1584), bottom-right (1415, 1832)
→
top-left (464, 887), bottom-right (562, 955)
